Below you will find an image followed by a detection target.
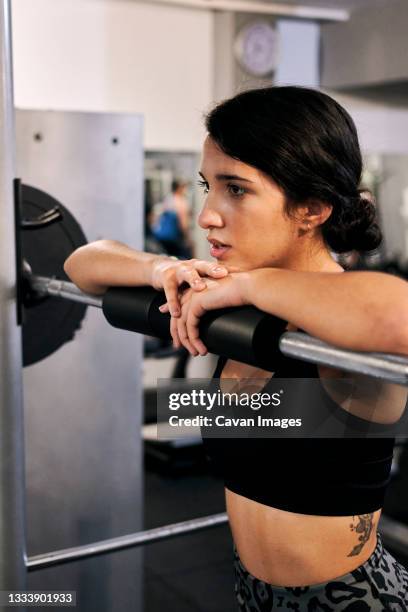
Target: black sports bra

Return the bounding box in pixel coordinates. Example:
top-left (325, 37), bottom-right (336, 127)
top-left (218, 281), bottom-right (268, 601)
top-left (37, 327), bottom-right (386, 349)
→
top-left (202, 346), bottom-right (396, 516)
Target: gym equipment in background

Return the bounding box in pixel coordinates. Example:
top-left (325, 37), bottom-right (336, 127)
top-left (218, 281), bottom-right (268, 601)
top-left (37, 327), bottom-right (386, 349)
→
top-left (17, 183), bottom-right (88, 366)
top-left (13, 106), bottom-right (145, 611)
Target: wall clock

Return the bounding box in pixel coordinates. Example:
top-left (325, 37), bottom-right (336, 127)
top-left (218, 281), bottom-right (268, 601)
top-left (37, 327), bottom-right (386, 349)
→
top-left (234, 21), bottom-right (280, 77)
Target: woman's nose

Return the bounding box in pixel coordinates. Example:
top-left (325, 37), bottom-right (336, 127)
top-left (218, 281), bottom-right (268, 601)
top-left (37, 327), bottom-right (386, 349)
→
top-left (198, 202), bottom-right (224, 230)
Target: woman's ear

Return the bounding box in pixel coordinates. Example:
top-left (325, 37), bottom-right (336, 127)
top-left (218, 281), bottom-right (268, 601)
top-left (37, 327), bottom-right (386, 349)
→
top-left (295, 200), bottom-right (333, 238)
top-left (303, 200), bottom-right (333, 228)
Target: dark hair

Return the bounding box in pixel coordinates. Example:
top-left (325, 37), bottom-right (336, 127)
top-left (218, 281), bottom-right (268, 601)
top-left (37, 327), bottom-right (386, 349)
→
top-left (205, 86), bottom-right (381, 254)
top-left (171, 179), bottom-right (187, 193)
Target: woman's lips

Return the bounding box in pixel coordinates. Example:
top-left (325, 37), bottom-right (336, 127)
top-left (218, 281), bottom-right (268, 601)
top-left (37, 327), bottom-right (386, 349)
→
top-left (209, 243), bottom-right (231, 259)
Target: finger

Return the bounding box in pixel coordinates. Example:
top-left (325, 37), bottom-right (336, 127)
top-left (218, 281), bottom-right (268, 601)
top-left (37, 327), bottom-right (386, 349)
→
top-left (176, 265), bottom-right (207, 292)
top-left (170, 314), bottom-right (181, 349)
top-left (163, 277), bottom-right (181, 317)
top-left (192, 260), bottom-right (229, 279)
top-left (180, 289), bottom-right (194, 306)
top-left (186, 306), bottom-right (207, 356)
top-left (177, 308), bottom-right (198, 356)
top-left (158, 302), bottom-right (170, 313)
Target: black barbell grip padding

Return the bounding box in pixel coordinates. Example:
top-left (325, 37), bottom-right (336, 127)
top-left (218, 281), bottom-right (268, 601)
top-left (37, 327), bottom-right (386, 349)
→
top-left (102, 286), bottom-right (169, 338)
top-left (102, 286), bottom-right (288, 371)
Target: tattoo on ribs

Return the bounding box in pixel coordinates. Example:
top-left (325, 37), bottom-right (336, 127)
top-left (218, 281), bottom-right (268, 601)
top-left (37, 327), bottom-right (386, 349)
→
top-left (347, 514), bottom-right (374, 557)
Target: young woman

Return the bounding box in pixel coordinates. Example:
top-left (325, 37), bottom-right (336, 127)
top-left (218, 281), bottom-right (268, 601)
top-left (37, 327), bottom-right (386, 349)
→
top-left (64, 87), bottom-right (408, 610)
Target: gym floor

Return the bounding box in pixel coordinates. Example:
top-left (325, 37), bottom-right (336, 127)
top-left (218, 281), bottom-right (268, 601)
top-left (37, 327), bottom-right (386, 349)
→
top-left (143, 439), bottom-right (408, 612)
top-left (143, 460), bottom-right (235, 612)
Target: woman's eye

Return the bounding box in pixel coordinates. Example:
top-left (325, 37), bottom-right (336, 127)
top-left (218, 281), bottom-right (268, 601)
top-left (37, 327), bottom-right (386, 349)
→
top-left (197, 179), bottom-right (209, 194)
top-left (227, 183), bottom-right (246, 198)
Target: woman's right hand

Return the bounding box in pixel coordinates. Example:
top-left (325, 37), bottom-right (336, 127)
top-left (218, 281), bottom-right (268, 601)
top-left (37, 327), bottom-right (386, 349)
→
top-left (150, 257), bottom-right (229, 317)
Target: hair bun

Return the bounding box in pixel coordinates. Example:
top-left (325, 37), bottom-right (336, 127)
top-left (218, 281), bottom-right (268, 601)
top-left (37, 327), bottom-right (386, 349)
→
top-left (323, 190), bottom-right (382, 254)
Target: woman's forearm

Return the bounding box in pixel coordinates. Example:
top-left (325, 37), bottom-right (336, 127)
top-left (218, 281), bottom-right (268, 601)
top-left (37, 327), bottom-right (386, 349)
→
top-left (244, 268), bottom-right (408, 355)
top-left (64, 240), bottom-right (165, 295)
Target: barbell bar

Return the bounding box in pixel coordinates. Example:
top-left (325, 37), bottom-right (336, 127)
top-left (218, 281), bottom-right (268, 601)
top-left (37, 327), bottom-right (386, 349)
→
top-left (281, 332), bottom-right (408, 386)
top-left (29, 274), bottom-right (408, 386)
top-left (30, 275), bottom-right (103, 309)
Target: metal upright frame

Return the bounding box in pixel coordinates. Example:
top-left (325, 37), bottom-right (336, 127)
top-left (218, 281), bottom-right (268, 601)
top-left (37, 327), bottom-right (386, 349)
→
top-left (0, 0), bottom-right (27, 602)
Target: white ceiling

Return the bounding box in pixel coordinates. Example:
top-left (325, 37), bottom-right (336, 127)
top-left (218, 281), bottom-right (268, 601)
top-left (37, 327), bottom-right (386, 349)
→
top-left (261, 0), bottom-right (394, 11)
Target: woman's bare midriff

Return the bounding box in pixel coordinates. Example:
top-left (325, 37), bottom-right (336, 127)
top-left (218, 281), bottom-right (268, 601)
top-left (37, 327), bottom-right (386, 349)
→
top-left (226, 488), bottom-right (380, 587)
top-left (220, 324), bottom-right (381, 587)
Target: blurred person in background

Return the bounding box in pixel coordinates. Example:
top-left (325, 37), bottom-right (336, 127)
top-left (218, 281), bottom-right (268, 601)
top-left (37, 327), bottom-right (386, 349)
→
top-left (150, 179), bottom-right (194, 259)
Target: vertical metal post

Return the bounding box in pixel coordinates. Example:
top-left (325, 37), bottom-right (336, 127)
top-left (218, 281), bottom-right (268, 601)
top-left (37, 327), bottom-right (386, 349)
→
top-left (0, 0), bottom-right (27, 599)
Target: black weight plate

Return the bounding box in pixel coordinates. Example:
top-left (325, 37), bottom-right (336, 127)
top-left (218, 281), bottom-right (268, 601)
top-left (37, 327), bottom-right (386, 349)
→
top-left (22, 184), bottom-right (88, 366)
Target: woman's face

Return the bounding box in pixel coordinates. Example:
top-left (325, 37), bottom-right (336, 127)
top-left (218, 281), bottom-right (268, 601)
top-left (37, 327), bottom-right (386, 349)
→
top-left (198, 136), bottom-right (324, 272)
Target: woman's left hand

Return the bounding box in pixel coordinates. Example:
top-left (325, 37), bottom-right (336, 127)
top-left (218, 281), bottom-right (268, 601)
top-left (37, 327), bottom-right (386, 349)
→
top-left (159, 272), bottom-right (250, 356)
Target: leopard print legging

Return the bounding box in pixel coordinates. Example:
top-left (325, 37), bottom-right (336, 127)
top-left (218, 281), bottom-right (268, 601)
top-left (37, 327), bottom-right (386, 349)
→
top-left (234, 533), bottom-right (408, 611)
